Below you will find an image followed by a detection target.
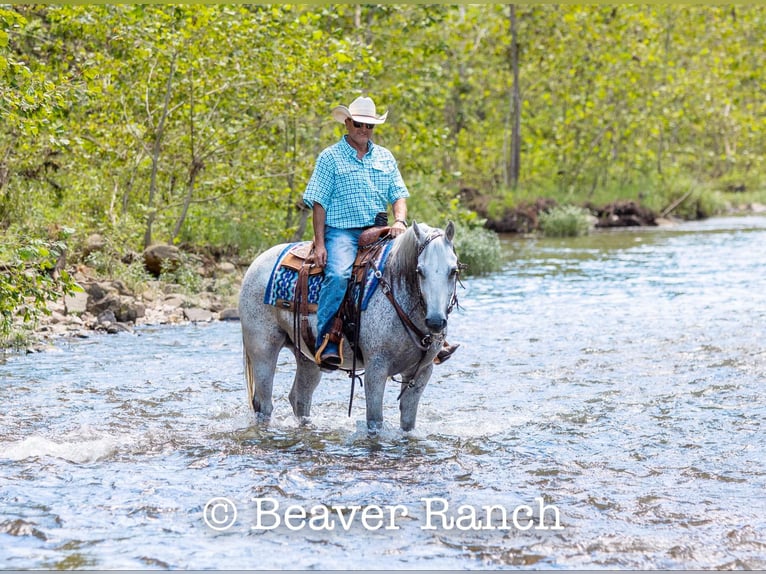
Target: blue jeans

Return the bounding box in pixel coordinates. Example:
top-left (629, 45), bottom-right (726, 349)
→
top-left (317, 226), bottom-right (363, 340)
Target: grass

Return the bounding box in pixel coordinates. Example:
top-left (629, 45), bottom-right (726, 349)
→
top-left (539, 205), bottom-right (591, 237)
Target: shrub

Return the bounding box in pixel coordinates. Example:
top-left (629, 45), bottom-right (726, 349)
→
top-left (453, 223), bottom-right (503, 276)
top-left (159, 253), bottom-right (203, 295)
top-left (539, 205), bottom-right (592, 237)
top-left (1, 234), bottom-right (78, 348)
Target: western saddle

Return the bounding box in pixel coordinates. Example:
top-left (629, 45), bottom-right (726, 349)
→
top-left (282, 226), bottom-right (393, 365)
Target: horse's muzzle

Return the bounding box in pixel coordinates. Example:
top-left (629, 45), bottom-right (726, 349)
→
top-left (425, 316), bottom-right (447, 333)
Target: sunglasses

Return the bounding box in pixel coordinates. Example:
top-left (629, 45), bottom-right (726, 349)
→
top-left (352, 120), bottom-right (375, 129)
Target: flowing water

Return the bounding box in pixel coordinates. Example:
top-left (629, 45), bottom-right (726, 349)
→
top-left (1, 216), bottom-right (765, 570)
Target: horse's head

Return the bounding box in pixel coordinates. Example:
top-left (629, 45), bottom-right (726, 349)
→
top-left (412, 221), bottom-right (459, 334)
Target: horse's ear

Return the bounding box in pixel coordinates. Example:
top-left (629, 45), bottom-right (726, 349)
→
top-left (412, 220), bottom-right (424, 242)
top-left (445, 220), bottom-right (456, 243)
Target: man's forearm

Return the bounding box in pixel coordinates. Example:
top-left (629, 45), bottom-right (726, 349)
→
top-left (312, 203), bottom-right (326, 247)
top-left (392, 199), bottom-right (407, 224)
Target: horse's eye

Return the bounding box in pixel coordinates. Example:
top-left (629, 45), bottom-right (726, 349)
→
top-left (416, 265), bottom-right (425, 277)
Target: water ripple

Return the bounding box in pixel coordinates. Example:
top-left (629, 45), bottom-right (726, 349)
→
top-left (1, 217), bottom-right (765, 569)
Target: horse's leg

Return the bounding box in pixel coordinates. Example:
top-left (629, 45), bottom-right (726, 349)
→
top-left (398, 363), bottom-right (434, 432)
top-left (363, 362), bottom-right (388, 434)
top-left (288, 347), bottom-right (322, 423)
top-left (242, 326), bottom-right (284, 421)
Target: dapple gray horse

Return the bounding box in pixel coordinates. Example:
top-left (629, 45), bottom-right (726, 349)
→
top-left (238, 221), bottom-right (459, 432)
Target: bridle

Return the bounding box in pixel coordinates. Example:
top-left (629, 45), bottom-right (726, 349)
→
top-left (376, 230), bottom-right (460, 352)
top-left (345, 228), bottom-right (462, 411)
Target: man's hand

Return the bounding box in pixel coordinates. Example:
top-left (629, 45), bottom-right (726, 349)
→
top-left (390, 220), bottom-right (406, 238)
top-left (313, 244), bottom-right (327, 268)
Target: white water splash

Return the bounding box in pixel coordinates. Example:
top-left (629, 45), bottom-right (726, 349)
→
top-left (1, 430), bottom-right (121, 463)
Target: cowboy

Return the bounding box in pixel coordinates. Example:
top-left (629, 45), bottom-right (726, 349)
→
top-left (303, 95), bottom-right (458, 367)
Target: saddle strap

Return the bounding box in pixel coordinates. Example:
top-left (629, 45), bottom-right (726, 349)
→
top-left (295, 256), bottom-right (316, 355)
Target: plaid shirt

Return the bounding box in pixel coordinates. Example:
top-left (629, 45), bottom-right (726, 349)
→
top-left (303, 136), bottom-right (409, 229)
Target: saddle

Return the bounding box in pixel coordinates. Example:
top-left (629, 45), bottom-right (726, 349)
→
top-left (284, 226), bottom-right (393, 360)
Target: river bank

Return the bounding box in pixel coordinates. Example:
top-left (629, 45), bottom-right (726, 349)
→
top-left (27, 257), bottom-right (245, 353)
top-left (18, 202), bottom-right (766, 353)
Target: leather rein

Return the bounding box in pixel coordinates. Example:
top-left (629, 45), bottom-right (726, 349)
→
top-left (374, 230), bottom-right (459, 353)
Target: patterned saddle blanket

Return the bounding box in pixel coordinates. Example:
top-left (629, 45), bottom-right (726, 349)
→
top-left (263, 240), bottom-right (394, 313)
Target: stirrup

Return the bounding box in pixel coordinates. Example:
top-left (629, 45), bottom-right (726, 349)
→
top-left (315, 334), bottom-right (343, 367)
top-left (433, 342), bottom-right (460, 365)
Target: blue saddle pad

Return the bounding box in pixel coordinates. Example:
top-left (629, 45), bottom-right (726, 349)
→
top-left (263, 241), bottom-right (393, 312)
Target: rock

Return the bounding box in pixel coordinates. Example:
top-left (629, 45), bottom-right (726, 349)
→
top-left (48, 300), bottom-right (66, 315)
top-left (111, 280), bottom-right (132, 296)
top-left (83, 234), bottom-right (106, 256)
top-left (133, 301), bottom-right (146, 319)
top-left (105, 322), bottom-right (132, 334)
top-left (115, 300), bottom-right (138, 323)
top-left (141, 289), bottom-right (156, 302)
top-left (143, 244), bottom-right (181, 277)
top-left (750, 202), bottom-right (766, 214)
top-left (163, 295), bottom-right (186, 309)
top-left (183, 308), bottom-right (214, 322)
top-left (64, 290), bottom-right (89, 315)
top-left (216, 262), bottom-right (236, 274)
top-left (26, 344), bottom-right (59, 354)
top-left (219, 308), bottom-right (240, 321)
top-left (83, 281), bottom-right (109, 302)
top-left (88, 292), bottom-right (121, 316)
top-left (97, 310), bottom-right (116, 324)
top-left (592, 200), bottom-right (657, 228)
top-left (481, 197), bottom-right (558, 234)
top-left (49, 311), bottom-right (67, 325)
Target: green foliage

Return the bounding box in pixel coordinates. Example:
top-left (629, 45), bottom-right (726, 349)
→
top-left (539, 205), bottom-right (592, 237)
top-left (0, 233), bottom-right (78, 347)
top-left (453, 223), bottom-right (503, 276)
top-left (159, 254), bottom-right (202, 296)
top-left (1, 4), bottom-right (765, 291)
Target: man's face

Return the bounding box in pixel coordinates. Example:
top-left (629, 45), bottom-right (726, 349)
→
top-left (345, 118), bottom-right (374, 150)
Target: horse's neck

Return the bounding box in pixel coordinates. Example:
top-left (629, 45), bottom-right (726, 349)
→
top-left (391, 275), bottom-right (420, 309)
top-left (385, 239), bottom-right (423, 318)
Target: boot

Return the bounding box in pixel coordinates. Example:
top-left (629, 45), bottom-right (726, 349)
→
top-left (434, 341), bottom-right (460, 365)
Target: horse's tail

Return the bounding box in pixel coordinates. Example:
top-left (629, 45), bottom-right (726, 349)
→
top-left (243, 334), bottom-right (256, 411)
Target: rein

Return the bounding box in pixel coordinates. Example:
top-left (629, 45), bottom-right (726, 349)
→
top-left (344, 228), bottom-right (462, 412)
top-left (375, 229), bottom-right (458, 355)
top-left (378, 275), bottom-right (437, 352)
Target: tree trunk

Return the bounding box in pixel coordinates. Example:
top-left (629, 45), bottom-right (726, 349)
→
top-left (172, 66), bottom-right (199, 243)
top-left (171, 160), bottom-right (201, 242)
top-left (508, 5), bottom-right (521, 188)
top-left (144, 52), bottom-right (178, 249)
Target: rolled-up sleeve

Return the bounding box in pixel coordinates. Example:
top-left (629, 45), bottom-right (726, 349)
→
top-left (303, 150), bottom-right (335, 209)
top-left (387, 162), bottom-right (409, 204)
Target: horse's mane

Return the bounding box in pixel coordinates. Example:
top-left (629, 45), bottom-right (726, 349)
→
top-left (385, 225), bottom-right (425, 293)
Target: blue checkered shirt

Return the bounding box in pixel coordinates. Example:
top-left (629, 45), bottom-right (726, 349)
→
top-left (303, 136), bottom-right (409, 229)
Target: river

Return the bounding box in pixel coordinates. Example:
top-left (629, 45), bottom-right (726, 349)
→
top-left (1, 216), bottom-right (764, 569)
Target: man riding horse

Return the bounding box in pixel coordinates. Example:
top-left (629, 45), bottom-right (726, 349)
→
top-left (303, 95), bottom-right (458, 368)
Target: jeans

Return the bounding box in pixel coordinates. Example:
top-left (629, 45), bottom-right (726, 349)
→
top-left (317, 226), bottom-right (363, 340)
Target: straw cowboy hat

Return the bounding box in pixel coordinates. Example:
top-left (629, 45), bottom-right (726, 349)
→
top-left (331, 96), bottom-right (388, 125)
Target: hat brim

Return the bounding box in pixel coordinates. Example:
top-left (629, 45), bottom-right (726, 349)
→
top-left (332, 105), bottom-right (387, 125)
